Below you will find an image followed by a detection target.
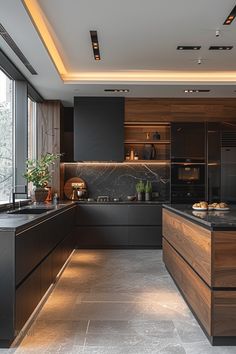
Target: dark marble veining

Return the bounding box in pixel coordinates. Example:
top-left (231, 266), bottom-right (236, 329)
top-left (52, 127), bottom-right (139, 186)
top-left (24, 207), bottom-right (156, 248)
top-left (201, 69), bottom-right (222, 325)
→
top-left (63, 163), bottom-right (170, 201)
top-left (163, 204), bottom-right (236, 230)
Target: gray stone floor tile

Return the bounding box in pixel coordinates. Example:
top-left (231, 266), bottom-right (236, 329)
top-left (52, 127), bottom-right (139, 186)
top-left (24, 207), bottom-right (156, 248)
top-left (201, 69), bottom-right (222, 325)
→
top-left (183, 342), bottom-right (236, 354)
top-left (7, 250), bottom-right (235, 354)
top-left (88, 320), bottom-right (177, 338)
top-left (173, 319), bottom-right (206, 344)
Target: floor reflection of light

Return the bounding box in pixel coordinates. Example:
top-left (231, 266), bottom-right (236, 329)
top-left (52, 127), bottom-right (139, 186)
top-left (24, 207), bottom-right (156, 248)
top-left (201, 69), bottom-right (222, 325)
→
top-left (134, 289), bottom-right (189, 316)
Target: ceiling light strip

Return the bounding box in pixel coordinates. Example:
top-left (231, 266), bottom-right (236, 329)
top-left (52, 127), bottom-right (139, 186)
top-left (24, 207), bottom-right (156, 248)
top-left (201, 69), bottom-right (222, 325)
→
top-left (184, 89), bottom-right (210, 93)
top-left (209, 46), bottom-right (233, 50)
top-left (90, 30), bottom-right (101, 61)
top-left (224, 5), bottom-right (236, 25)
top-left (177, 46), bottom-right (201, 50)
top-left (104, 89), bottom-right (129, 93)
top-left (22, 0), bottom-right (67, 76)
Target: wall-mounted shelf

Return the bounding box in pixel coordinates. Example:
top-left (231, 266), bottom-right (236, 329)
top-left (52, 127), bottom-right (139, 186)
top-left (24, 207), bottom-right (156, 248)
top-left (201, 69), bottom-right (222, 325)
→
top-left (124, 122), bottom-right (171, 162)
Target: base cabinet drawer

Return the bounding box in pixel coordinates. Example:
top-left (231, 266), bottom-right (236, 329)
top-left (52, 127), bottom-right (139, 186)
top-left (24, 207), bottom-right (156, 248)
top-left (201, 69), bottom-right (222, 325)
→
top-left (128, 205), bottom-right (162, 225)
top-left (15, 266), bottom-right (41, 334)
top-left (128, 226), bottom-right (162, 246)
top-left (163, 238), bottom-right (212, 336)
top-left (76, 205), bottom-right (128, 225)
top-left (40, 254), bottom-right (53, 297)
top-left (76, 226), bottom-right (162, 248)
top-left (76, 226), bottom-right (128, 247)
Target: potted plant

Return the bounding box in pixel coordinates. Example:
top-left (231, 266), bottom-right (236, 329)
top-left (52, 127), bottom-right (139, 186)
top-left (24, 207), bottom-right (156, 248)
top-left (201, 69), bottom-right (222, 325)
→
top-left (23, 153), bottom-right (60, 203)
top-left (145, 180), bottom-right (152, 201)
top-left (136, 180), bottom-right (145, 201)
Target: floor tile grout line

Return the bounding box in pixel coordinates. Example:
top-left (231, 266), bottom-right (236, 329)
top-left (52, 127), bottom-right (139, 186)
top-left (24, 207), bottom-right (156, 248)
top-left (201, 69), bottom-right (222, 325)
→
top-left (82, 320), bottom-right (90, 352)
top-left (86, 319), bottom-right (90, 335)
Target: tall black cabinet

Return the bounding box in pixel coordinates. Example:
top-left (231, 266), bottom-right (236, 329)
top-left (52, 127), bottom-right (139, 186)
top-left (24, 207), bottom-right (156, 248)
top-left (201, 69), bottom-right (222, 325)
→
top-left (74, 97), bottom-right (124, 161)
top-left (171, 122), bottom-right (205, 160)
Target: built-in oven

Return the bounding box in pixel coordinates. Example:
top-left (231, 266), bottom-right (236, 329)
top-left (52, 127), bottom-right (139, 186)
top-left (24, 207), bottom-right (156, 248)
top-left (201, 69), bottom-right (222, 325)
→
top-left (171, 159), bottom-right (206, 203)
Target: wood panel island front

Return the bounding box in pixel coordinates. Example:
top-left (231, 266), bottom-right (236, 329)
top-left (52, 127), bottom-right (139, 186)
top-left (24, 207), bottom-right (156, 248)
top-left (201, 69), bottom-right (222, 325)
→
top-left (162, 204), bottom-right (236, 345)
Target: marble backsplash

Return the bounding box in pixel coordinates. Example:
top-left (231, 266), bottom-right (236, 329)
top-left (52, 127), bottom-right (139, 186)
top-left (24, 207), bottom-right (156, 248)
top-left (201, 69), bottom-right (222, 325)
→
top-left (62, 163), bottom-right (170, 201)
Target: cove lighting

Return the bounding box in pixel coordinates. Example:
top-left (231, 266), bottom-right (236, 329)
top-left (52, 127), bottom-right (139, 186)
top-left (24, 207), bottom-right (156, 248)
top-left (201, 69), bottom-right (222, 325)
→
top-left (22, 0), bottom-right (236, 84)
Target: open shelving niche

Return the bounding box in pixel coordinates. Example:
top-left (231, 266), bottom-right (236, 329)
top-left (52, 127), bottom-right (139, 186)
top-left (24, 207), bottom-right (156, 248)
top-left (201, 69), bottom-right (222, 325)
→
top-left (124, 122), bottom-right (171, 164)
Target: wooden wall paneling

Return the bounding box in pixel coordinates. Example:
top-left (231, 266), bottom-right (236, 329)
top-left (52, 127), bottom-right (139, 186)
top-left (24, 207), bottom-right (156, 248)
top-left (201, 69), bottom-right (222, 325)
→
top-left (213, 291), bottom-right (236, 336)
top-left (163, 238), bottom-right (212, 335)
top-left (125, 98), bottom-right (236, 122)
top-left (213, 230), bottom-right (236, 288)
top-left (37, 101), bottom-right (61, 194)
top-left (163, 209), bottom-right (212, 285)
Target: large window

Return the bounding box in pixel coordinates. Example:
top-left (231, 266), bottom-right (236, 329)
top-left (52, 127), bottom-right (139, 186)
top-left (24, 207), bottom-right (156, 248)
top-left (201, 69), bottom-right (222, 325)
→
top-left (28, 97), bottom-right (37, 160)
top-left (27, 97), bottom-right (37, 195)
top-left (0, 69), bottom-right (13, 202)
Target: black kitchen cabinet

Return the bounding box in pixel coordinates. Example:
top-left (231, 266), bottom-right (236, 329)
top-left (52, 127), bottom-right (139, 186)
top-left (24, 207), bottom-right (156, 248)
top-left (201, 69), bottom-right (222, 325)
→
top-left (75, 204), bottom-right (162, 248)
top-left (0, 205), bottom-right (76, 347)
top-left (77, 226), bottom-right (129, 247)
top-left (15, 266), bottom-right (41, 334)
top-left (128, 205), bottom-right (162, 225)
top-left (76, 204), bottom-right (128, 225)
top-left (171, 122), bottom-right (206, 160)
top-left (74, 97), bottom-right (124, 161)
top-left (15, 207), bottom-right (75, 286)
top-left (128, 226), bottom-right (162, 246)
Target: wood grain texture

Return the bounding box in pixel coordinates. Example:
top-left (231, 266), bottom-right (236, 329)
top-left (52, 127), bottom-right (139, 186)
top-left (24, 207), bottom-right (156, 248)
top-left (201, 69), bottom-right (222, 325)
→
top-left (213, 291), bottom-right (236, 336)
top-left (125, 98), bottom-right (236, 122)
top-left (37, 101), bottom-right (62, 195)
top-left (163, 209), bottom-right (212, 285)
top-left (163, 238), bottom-right (212, 335)
top-left (213, 231), bottom-right (236, 287)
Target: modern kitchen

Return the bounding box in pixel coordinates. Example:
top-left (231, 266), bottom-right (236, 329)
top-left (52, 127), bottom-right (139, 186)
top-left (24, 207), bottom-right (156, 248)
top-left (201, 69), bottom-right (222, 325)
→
top-left (1, 1), bottom-right (236, 353)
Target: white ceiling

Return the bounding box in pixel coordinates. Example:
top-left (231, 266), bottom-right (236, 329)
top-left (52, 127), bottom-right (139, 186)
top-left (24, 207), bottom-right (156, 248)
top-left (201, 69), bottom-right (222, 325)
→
top-left (1, 0), bottom-right (236, 105)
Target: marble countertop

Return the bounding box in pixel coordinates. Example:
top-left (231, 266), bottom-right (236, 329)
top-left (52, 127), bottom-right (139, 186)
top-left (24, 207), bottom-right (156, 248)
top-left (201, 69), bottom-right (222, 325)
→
top-left (0, 202), bottom-right (76, 232)
top-left (163, 204), bottom-right (236, 230)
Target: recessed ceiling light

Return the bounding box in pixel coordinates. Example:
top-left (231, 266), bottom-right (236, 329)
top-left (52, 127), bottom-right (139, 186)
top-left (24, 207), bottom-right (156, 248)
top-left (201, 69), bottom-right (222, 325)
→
top-left (104, 89), bottom-right (130, 93)
top-left (90, 30), bottom-right (101, 61)
top-left (209, 46), bottom-right (233, 50)
top-left (184, 89), bottom-right (210, 93)
top-left (177, 46), bottom-right (201, 50)
top-left (224, 5), bottom-right (236, 25)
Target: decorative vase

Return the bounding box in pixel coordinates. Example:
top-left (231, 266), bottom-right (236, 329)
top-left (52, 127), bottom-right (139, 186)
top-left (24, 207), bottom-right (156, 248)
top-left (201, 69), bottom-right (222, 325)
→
top-left (137, 192), bottom-right (144, 201)
top-left (34, 188), bottom-right (49, 203)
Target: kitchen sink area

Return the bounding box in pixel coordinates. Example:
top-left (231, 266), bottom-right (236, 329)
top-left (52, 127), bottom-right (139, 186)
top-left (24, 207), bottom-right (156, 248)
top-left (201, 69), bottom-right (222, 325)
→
top-left (8, 207), bottom-right (55, 215)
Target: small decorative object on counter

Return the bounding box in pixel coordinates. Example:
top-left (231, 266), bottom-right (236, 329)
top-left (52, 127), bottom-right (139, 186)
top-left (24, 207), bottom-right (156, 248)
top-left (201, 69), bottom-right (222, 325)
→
top-left (125, 150), bottom-right (130, 160)
top-left (153, 131), bottom-right (161, 140)
top-left (53, 193), bottom-right (59, 205)
top-left (142, 143), bottom-right (156, 160)
top-left (71, 186), bottom-right (77, 201)
top-left (145, 181), bottom-right (152, 201)
top-left (134, 150), bottom-right (139, 160)
top-left (146, 132), bottom-right (150, 140)
top-left (136, 180), bottom-right (145, 201)
top-left (130, 148), bottom-right (134, 160)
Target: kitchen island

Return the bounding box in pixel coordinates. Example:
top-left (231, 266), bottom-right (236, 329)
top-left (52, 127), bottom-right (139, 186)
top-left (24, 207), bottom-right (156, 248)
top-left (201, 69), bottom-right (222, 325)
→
top-left (162, 204), bottom-right (236, 345)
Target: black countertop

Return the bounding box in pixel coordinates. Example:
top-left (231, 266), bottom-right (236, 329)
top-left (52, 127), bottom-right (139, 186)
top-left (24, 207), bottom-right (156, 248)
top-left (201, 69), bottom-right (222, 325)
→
top-left (163, 204), bottom-right (236, 230)
top-left (0, 200), bottom-right (166, 232)
top-left (0, 202), bottom-right (76, 232)
top-left (76, 200), bottom-right (167, 205)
